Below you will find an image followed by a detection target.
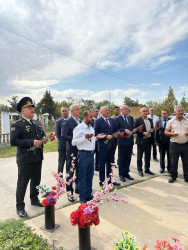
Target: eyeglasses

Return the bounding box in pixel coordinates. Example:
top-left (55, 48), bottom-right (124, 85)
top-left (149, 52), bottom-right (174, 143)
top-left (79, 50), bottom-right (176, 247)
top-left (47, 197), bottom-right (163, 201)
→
top-left (142, 111), bottom-right (148, 112)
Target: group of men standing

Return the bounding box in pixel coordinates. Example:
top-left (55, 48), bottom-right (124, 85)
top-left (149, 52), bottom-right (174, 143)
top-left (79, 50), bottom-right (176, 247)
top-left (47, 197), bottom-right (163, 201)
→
top-left (10, 96), bottom-right (188, 217)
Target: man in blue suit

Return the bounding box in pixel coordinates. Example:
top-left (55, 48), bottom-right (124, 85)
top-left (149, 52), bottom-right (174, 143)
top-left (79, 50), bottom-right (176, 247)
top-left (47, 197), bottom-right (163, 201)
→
top-left (55, 107), bottom-right (68, 174)
top-left (94, 106), bottom-right (121, 187)
top-left (61, 105), bottom-right (81, 202)
top-left (115, 105), bottom-right (136, 182)
top-left (155, 110), bottom-right (171, 173)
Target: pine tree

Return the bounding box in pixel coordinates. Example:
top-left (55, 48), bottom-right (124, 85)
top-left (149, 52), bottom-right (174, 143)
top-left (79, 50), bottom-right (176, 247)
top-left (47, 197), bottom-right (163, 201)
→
top-left (36, 91), bottom-right (56, 119)
top-left (162, 86), bottom-right (178, 115)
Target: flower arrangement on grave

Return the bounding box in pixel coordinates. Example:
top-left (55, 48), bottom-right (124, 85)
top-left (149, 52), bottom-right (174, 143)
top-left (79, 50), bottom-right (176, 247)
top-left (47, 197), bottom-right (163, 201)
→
top-left (28, 132), bottom-right (56, 152)
top-left (113, 230), bottom-right (140, 250)
top-left (70, 164), bottom-right (128, 229)
top-left (113, 232), bottom-right (185, 250)
top-left (37, 185), bottom-right (57, 206)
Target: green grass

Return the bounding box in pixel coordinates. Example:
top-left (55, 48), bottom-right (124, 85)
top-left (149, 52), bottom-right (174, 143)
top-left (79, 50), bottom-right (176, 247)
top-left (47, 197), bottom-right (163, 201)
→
top-left (0, 140), bottom-right (58, 158)
top-left (0, 219), bottom-right (63, 250)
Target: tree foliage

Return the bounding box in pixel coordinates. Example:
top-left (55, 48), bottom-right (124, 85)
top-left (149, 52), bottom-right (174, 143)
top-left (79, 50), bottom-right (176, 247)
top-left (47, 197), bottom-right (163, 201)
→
top-left (7, 96), bottom-right (18, 112)
top-left (180, 94), bottom-right (188, 112)
top-left (123, 96), bottom-right (139, 106)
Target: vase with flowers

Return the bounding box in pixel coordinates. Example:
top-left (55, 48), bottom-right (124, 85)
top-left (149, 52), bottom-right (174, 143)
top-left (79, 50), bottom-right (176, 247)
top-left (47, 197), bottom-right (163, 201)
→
top-left (37, 185), bottom-right (59, 231)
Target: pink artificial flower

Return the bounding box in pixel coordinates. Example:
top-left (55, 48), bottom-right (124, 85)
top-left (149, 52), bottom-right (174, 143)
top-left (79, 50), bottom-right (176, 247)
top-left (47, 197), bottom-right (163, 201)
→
top-left (171, 237), bottom-right (180, 243)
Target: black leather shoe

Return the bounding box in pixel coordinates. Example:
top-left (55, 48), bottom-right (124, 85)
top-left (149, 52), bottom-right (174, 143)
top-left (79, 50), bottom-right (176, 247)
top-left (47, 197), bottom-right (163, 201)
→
top-left (125, 174), bottom-right (134, 180)
top-left (95, 167), bottom-right (99, 171)
top-left (160, 169), bottom-right (164, 173)
top-left (68, 195), bottom-right (75, 202)
top-left (75, 188), bottom-right (79, 194)
top-left (31, 200), bottom-right (43, 207)
top-left (17, 209), bottom-right (28, 218)
top-left (184, 179), bottom-right (188, 183)
top-left (119, 176), bottom-right (126, 182)
top-left (113, 182), bottom-right (121, 186)
top-left (167, 168), bottom-right (170, 173)
top-left (145, 170), bottom-right (155, 175)
top-left (168, 177), bottom-right (176, 183)
top-left (138, 171), bottom-right (144, 177)
top-left (153, 158), bottom-right (159, 162)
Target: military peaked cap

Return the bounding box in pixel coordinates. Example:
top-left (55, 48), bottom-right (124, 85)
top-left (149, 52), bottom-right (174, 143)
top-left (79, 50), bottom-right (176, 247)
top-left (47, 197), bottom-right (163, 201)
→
top-left (17, 97), bottom-right (34, 112)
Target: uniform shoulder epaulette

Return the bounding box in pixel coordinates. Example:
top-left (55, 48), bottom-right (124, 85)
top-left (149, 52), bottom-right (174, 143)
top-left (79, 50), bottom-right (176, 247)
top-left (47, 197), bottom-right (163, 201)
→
top-left (12, 119), bottom-right (22, 124)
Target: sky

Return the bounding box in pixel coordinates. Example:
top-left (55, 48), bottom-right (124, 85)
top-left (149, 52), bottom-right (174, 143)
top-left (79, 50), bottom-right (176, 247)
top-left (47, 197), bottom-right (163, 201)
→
top-left (0, 0), bottom-right (188, 107)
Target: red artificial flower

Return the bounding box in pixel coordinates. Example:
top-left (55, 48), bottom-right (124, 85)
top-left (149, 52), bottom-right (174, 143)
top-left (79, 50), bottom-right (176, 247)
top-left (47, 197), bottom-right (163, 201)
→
top-left (49, 192), bottom-right (55, 196)
top-left (70, 211), bottom-right (79, 225)
top-left (52, 186), bottom-right (57, 190)
top-left (154, 240), bottom-right (173, 250)
top-left (41, 198), bottom-right (49, 207)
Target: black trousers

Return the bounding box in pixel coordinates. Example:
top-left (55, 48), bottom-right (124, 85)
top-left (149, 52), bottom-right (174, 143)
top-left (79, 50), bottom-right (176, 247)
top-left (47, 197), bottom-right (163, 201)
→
top-left (137, 139), bottom-right (151, 171)
top-left (118, 145), bottom-right (133, 176)
top-left (16, 161), bottom-right (42, 210)
top-left (151, 141), bottom-right (157, 159)
top-left (159, 143), bottom-right (170, 170)
top-left (66, 153), bottom-right (78, 194)
top-left (170, 142), bottom-right (188, 180)
top-left (57, 146), bottom-right (66, 173)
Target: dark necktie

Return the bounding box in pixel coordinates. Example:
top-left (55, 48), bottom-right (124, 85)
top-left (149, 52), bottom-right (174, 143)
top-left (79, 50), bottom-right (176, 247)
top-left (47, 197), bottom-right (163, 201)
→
top-left (164, 120), bottom-right (167, 129)
top-left (106, 118), bottom-right (111, 128)
top-left (125, 116), bottom-right (129, 124)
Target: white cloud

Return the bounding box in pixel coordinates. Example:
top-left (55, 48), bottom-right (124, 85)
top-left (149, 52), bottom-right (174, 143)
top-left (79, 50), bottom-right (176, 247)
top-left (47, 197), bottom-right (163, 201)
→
top-left (0, 0), bottom-right (188, 100)
top-left (150, 83), bottom-right (161, 86)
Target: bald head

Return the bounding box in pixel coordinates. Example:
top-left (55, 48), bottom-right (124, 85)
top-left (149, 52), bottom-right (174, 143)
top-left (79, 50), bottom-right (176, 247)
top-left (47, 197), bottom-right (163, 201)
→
top-left (70, 104), bottom-right (81, 119)
top-left (120, 105), bottom-right (130, 116)
top-left (140, 107), bottom-right (148, 118)
top-left (100, 106), bottom-right (110, 118)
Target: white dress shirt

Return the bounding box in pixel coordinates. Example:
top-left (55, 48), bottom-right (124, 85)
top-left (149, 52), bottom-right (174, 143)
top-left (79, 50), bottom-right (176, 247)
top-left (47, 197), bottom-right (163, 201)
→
top-left (148, 114), bottom-right (159, 126)
top-left (72, 121), bottom-right (96, 150)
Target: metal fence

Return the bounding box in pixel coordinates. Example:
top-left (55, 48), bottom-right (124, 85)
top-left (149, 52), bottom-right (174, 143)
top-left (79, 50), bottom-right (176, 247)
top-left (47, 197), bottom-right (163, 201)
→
top-left (0, 133), bottom-right (10, 144)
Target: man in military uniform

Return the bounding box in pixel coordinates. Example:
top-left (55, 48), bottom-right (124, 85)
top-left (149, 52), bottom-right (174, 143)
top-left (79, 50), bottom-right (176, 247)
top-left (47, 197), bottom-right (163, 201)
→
top-left (10, 97), bottom-right (48, 218)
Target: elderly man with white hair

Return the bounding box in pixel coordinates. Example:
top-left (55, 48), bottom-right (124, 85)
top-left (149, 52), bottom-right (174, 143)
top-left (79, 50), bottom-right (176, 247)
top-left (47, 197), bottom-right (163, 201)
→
top-left (94, 106), bottom-right (121, 187)
top-left (165, 105), bottom-right (188, 183)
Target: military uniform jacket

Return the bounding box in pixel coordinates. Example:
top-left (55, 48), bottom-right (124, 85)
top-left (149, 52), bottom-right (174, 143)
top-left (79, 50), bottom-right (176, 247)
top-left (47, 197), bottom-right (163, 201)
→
top-left (10, 118), bottom-right (45, 165)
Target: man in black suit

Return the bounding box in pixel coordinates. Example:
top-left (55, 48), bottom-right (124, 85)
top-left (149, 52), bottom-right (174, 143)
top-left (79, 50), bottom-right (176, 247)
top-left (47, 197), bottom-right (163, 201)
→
top-left (92, 108), bottom-right (99, 171)
top-left (94, 106), bottom-right (120, 187)
top-left (55, 107), bottom-right (68, 174)
top-left (134, 107), bottom-right (155, 177)
top-left (10, 97), bottom-right (48, 218)
top-left (61, 104), bottom-right (81, 202)
top-left (115, 105), bottom-right (136, 182)
top-left (155, 110), bottom-right (171, 173)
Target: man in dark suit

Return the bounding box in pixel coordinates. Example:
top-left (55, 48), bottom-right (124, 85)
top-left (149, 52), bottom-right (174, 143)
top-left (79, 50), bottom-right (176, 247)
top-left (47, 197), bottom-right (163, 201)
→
top-left (92, 108), bottom-right (99, 171)
top-left (115, 105), bottom-right (136, 182)
top-left (10, 97), bottom-right (48, 218)
top-left (94, 106), bottom-right (121, 187)
top-left (55, 107), bottom-right (68, 174)
top-left (134, 107), bottom-right (155, 177)
top-left (61, 104), bottom-right (81, 202)
top-left (155, 110), bottom-right (171, 173)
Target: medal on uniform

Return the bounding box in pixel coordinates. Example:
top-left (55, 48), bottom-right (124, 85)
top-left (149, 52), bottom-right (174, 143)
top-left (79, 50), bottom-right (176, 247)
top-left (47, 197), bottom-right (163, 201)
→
top-left (25, 125), bottom-right (30, 132)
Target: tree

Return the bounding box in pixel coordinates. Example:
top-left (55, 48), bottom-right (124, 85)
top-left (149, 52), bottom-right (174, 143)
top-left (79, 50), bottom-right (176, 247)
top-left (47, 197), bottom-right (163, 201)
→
top-left (7, 96), bottom-right (19, 112)
top-left (123, 96), bottom-right (139, 106)
top-left (180, 94), bottom-right (188, 112)
top-left (145, 100), bottom-right (163, 117)
top-left (161, 86), bottom-right (178, 115)
top-left (36, 91), bottom-right (56, 120)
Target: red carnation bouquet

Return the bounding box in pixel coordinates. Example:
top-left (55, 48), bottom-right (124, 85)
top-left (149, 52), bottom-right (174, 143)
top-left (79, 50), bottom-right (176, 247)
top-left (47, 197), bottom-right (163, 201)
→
top-left (143, 125), bottom-right (159, 139)
top-left (28, 132), bottom-right (56, 153)
top-left (70, 203), bottom-right (100, 229)
top-left (37, 185), bottom-right (57, 206)
top-left (104, 131), bottom-right (122, 144)
top-left (120, 124), bottom-right (144, 138)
